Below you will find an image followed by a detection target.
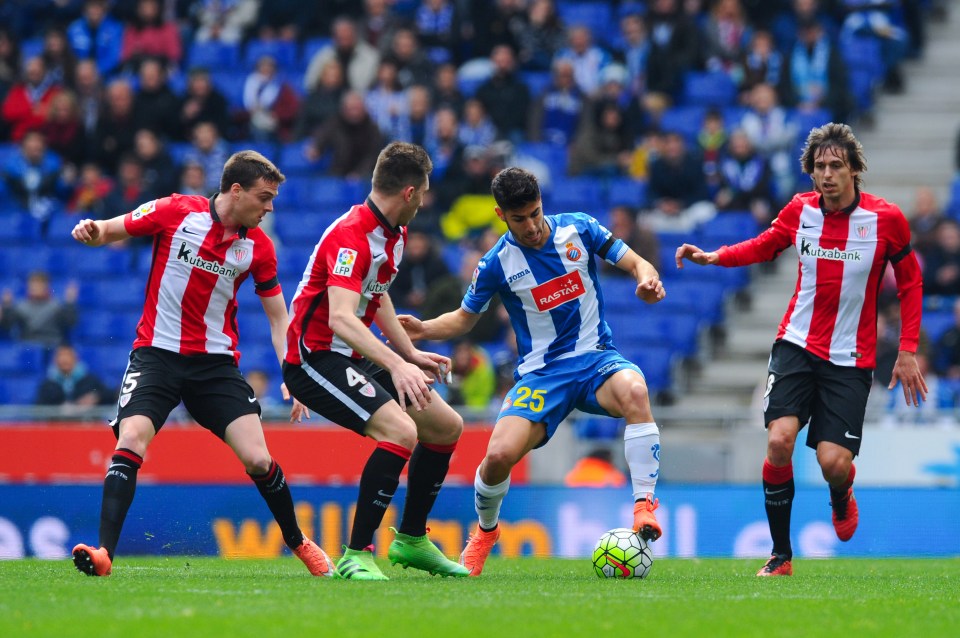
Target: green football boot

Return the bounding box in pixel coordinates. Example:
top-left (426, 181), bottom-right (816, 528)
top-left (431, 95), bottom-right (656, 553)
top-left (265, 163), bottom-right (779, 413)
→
top-left (334, 547), bottom-right (389, 581)
top-left (387, 528), bottom-right (469, 577)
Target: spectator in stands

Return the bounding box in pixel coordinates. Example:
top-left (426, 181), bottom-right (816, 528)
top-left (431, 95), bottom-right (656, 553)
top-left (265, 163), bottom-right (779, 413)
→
top-left (183, 121), bottom-right (230, 193)
top-left (361, 0), bottom-right (402, 51)
top-left (644, 131), bottom-right (716, 232)
top-left (2, 130), bottom-right (69, 231)
top-left (307, 90), bottom-right (383, 179)
top-left (437, 148), bottom-right (506, 241)
top-left (528, 58), bottom-right (584, 146)
top-left (553, 24), bottom-right (611, 98)
top-left (253, 0), bottom-right (307, 42)
top-left (91, 79), bottom-right (136, 173)
top-left (698, 107), bottom-right (727, 192)
top-left (384, 27), bottom-right (434, 89)
top-left (1, 55), bottom-right (61, 142)
top-left (715, 129), bottom-right (774, 223)
top-left (177, 67), bottom-right (230, 142)
top-left (390, 229), bottom-right (452, 313)
top-left (241, 54), bottom-right (299, 143)
top-left (423, 106), bottom-right (465, 204)
top-left (704, 0), bottom-right (752, 81)
top-left (564, 448), bottom-right (627, 488)
top-left (0, 29), bottom-right (20, 116)
top-left (568, 72), bottom-right (636, 176)
top-left (120, 0), bottom-right (182, 73)
top-left (178, 160), bottom-right (207, 196)
top-left (365, 60), bottom-right (409, 141)
top-left (41, 26), bottom-right (78, 88)
top-left (431, 62), bottom-right (464, 117)
top-left (515, 0), bottom-right (566, 72)
top-left (67, 0), bottom-right (124, 77)
top-left (772, 0), bottom-right (840, 52)
top-left (602, 205), bottom-right (661, 276)
top-left (246, 368), bottom-right (279, 410)
top-left (466, 0), bottom-right (524, 57)
top-left (68, 161), bottom-right (114, 216)
top-left (909, 186), bottom-right (944, 254)
top-left (475, 44), bottom-right (531, 142)
top-left (191, 0), bottom-right (260, 44)
top-left (73, 60), bottom-right (102, 144)
top-left (645, 0), bottom-right (704, 100)
top-left (933, 298), bottom-right (960, 380)
top-left (447, 339), bottom-right (496, 409)
top-left (294, 58), bottom-right (345, 141)
top-left (740, 83), bottom-right (798, 203)
top-left (133, 128), bottom-right (178, 200)
top-left (102, 154), bottom-right (148, 229)
top-left (841, 0), bottom-right (909, 94)
top-left (40, 90), bottom-right (85, 169)
top-left (615, 8), bottom-right (650, 98)
top-left (131, 57), bottom-right (181, 141)
top-left (778, 17), bottom-right (855, 124)
top-left (0, 271), bottom-right (77, 348)
top-left (304, 17), bottom-right (379, 93)
top-left (402, 85), bottom-right (433, 149)
top-left (921, 219), bottom-right (960, 297)
top-left (36, 343), bottom-right (113, 409)
top-left (738, 30), bottom-right (783, 98)
top-left (416, 0), bottom-right (459, 63)
top-left (458, 98), bottom-right (497, 148)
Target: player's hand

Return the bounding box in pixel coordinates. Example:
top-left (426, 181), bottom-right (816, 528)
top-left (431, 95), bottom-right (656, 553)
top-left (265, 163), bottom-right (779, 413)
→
top-left (72, 219), bottom-right (101, 245)
top-left (675, 243), bottom-right (719, 268)
top-left (396, 314), bottom-right (425, 340)
top-left (407, 348), bottom-right (453, 384)
top-left (636, 276), bottom-right (665, 304)
top-left (281, 382), bottom-right (311, 423)
top-left (390, 361), bottom-right (434, 412)
top-left (889, 350), bottom-right (928, 408)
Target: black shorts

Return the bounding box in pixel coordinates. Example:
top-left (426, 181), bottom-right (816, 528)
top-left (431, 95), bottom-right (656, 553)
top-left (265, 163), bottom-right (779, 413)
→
top-left (111, 346), bottom-right (261, 439)
top-left (762, 340), bottom-right (873, 456)
top-left (282, 351), bottom-right (399, 434)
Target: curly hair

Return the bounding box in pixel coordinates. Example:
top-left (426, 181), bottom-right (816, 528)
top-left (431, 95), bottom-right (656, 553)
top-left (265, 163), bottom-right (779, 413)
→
top-left (799, 122), bottom-right (867, 191)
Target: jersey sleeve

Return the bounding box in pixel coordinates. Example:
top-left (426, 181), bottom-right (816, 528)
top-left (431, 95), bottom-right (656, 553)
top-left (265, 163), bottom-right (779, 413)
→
top-left (322, 226), bottom-right (370, 294)
top-left (123, 197), bottom-right (178, 236)
top-left (250, 233), bottom-right (281, 297)
top-left (579, 214), bottom-right (628, 265)
top-left (461, 255), bottom-right (499, 314)
top-left (717, 196), bottom-right (798, 267)
top-left (887, 207), bottom-right (923, 352)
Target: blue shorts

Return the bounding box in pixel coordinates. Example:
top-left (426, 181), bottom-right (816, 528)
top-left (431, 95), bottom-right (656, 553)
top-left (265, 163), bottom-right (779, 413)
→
top-left (497, 349), bottom-right (643, 447)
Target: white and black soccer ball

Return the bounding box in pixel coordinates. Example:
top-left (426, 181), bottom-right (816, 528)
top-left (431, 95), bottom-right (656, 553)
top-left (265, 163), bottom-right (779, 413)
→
top-left (592, 528), bottom-right (653, 579)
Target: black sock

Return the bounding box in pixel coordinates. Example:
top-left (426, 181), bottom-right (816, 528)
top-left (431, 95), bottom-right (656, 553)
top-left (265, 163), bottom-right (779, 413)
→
top-left (99, 448), bottom-right (142, 560)
top-left (349, 442), bottom-right (410, 550)
top-left (249, 460), bottom-right (304, 549)
top-left (399, 442), bottom-right (455, 537)
top-left (762, 460), bottom-right (795, 559)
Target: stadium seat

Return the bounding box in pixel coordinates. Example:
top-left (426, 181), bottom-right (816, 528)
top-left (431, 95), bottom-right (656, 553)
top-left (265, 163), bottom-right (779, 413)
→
top-left (274, 210), bottom-right (341, 246)
top-left (681, 71), bottom-right (737, 107)
top-left (556, 2), bottom-right (614, 42)
top-left (922, 310), bottom-right (955, 343)
top-left (789, 107), bottom-right (831, 138)
top-left (76, 344), bottom-right (131, 381)
top-left (231, 140), bottom-right (277, 159)
top-left (76, 310), bottom-right (142, 342)
top-left (657, 105), bottom-right (706, 144)
top-left (0, 343), bottom-right (44, 374)
top-left (209, 70), bottom-right (247, 109)
top-left (946, 177), bottom-right (960, 218)
top-left (516, 142), bottom-right (568, 178)
top-left (244, 39), bottom-right (299, 70)
top-left (0, 374), bottom-right (42, 404)
top-left (521, 71), bottom-right (553, 98)
top-left (187, 41), bottom-right (241, 70)
top-left (700, 212), bottom-right (760, 246)
top-left (546, 177), bottom-right (604, 213)
top-left (278, 143), bottom-right (328, 176)
top-left (300, 37), bottom-right (332, 74)
top-left (617, 342), bottom-right (674, 392)
top-left (0, 213), bottom-right (42, 244)
top-left (605, 177), bottom-right (647, 208)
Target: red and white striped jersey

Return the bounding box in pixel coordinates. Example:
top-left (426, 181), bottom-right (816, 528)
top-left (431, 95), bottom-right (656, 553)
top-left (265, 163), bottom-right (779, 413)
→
top-left (124, 194), bottom-right (281, 364)
top-left (285, 200), bottom-right (405, 364)
top-left (717, 191), bottom-right (922, 368)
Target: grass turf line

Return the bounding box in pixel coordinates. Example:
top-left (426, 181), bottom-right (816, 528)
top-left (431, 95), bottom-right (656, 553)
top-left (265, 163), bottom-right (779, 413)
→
top-left (1, 557), bottom-right (957, 638)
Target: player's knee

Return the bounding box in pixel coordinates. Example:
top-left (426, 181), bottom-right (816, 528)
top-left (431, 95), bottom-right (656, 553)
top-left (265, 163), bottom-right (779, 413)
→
top-left (116, 418), bottom-right (153, 455)
top-left (818, 454), bottom-right (850, 484)
top-left (766, 432), bottom-right (795, 464)
top-left (382, 418), bottom-right (418, 450)
top-left (484, 445), bottom-right (521, 475)
top-left (436, 412), bottom-right (463, 445)
top-left (241, 450), bottom-right (273, 475)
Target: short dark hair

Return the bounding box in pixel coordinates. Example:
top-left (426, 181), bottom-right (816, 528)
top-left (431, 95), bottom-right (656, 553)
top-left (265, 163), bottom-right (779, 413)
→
top-left (371, 142), bottom-right (432, 195)
top-left (220, 150), bottom-right (285, 192)
top-left (800, 122), bottom-right (866, 191)
top-left (491, 167), bottom-right (540, 211)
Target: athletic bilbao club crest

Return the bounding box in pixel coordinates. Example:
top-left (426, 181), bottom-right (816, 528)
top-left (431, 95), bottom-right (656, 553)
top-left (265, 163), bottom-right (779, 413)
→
top-left (856, 225), bottom-right (870, 239)
top-left (565, 242), bottom-right (582, 261)
top-left (119, 393), bottom-right (131, 408)
top-left (359, 382), bottom-right (376, 398)
top-left (233, 247), bottom-right (248, 262)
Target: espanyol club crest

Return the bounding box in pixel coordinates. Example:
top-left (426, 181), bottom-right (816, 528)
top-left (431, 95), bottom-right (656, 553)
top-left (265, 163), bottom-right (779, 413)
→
top-left (565, 242), bottom-right (582, 261)
top-left (119, 393), bottom-right (131, 408)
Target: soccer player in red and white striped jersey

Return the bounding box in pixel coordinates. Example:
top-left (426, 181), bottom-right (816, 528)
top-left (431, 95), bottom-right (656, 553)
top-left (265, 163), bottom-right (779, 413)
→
top-left (676, 123), bottom-right (927, 577)
top-left (68, 151), bottom-right (335, 578)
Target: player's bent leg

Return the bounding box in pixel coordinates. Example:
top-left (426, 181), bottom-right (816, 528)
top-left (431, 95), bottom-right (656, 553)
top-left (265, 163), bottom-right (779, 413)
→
top-left (818, 444), bottom-right (858, 541)
top-left (756, 553), bottom-right (793, 577)
top-left (388, 528), bottom-right (469, 577)
top-left (72, 544), bottom-right (112, 576)
top-left (223, 415), bottom-right (273, 475)
top-left (459, 524), bottom-right (501, 577)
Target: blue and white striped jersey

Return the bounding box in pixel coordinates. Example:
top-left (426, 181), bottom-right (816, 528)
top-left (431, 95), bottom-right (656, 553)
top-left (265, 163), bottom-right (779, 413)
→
top-left (462, 213), bottom-right (629, 378)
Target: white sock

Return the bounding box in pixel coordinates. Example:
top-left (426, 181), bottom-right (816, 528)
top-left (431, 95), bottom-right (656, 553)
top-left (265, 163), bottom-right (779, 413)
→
top-left (624, 422), bottom-right (660, 501)
top-left (474, 467), bottom-right (510, 530)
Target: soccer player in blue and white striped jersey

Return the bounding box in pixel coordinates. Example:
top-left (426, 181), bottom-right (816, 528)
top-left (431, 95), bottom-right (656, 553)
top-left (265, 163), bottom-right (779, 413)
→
top-left (398, 167), bottom-right (666, 576)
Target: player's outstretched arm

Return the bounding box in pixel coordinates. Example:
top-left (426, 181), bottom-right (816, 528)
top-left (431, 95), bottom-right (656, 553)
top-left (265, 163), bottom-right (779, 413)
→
top-left (675, 243), bottom-right (719, 269)
top-left (397, 308), bottom-right (480, 342)
top-left (615, 249), bottom-right (665, 304)
top-left (71, 215), bottom-right (131, 247)
top-left (375, 294), bottom-right (452, 384)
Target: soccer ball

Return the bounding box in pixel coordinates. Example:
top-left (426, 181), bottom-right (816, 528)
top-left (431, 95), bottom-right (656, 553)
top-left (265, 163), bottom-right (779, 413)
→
top-left (592, 528), bottom-right (653, 579)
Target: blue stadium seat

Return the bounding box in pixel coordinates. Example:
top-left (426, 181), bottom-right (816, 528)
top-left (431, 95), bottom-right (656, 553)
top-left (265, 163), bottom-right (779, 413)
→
top-left (700, 212), bottom-right (760, 246)
top-left (304, 177), bottom-right (366, 209)
top-left (78, 279), bottom-right (147, 311)
top-left (546, 177), bottom-right (604, 213)
top-left (0, 343), bottom-right (44, 373)
top-left (521, 71), bottom-right (552, 98)
top-left (923, 310), bottom-right (955, 343)
top-left (657, 105), bottom-right (706, 144)
top-left (76, 310), bottom-right (141, 342)
top-left (946, 177), bottom-right (960, 218)
top-left (848, 69), bottom-right (877, 113)
top-left (516, 142), bottom-right (568, 178)
top-left (231, 140), bottom-right (277, 159)
top-left (0, 374), bottom-right (42, 404)
top-left (0, 213), bottom-right (42, 244)
top-left (244, 39), bottom-right (299, 70)
top-left (76, 344), bottom-right (131, 381)
top-left (605, 177), bottom-right (647, 208)
top-left (840, 33), bottom-right (886, 82)
top-left (618, 343), bottom-right (674, 392)
top-left (278, 143), bottom-right (329, 176)
top-left (66, 246), bottom-right (134, 277)
top-left (681, 71), bottom-right (737, 107)
top-left (274, 211), bottom-right (340, 246)
top-left (187, 41), bottom-right (241, 70)
top-left (789, 107), bottom-right (831, 138)
top-left (209, 70), bottom-right (247, 109)
top-left (300, 37), bottom-right (332, 74)
top-left (556, 2), bottom-right (614, 42)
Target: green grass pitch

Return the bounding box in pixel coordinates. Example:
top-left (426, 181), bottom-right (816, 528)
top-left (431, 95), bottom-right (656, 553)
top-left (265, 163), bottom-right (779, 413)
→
top-left (2, 557), bottom-right (957, 638)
